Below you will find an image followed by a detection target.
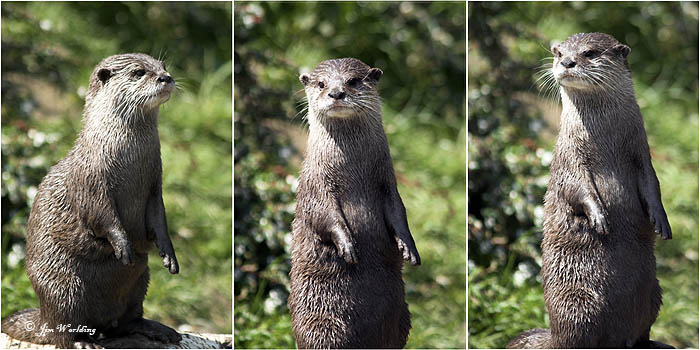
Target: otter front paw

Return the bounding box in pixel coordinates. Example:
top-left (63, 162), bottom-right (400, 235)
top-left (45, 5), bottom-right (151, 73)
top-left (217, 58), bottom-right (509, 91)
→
top-left (113, 240), bottom-right (134, 265)
top-left (582, 198), bottom-right (609, 235)
top-left (587, 210), bottom-right (610, 235)
top-left (336, 240), bottom-right (358, 264)
top-left (330, 222), bottom-right (357, 264)
top-left (650, 208), bottom-right (672, 240)
top-left (159, 251), bottom-right (179, 274)
top-left (396, 236), bottom-right (421, 266)
top-left (107, 228), bottom-right (134, 265)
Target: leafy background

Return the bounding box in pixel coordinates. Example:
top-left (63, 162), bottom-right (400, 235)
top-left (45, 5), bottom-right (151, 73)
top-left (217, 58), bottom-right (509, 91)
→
top-left (468, 2), bottom-right (699, 348)
top-left (234, 2), bottom-right (466, 348)
top-left (1, 2), bottom-right (232, 335)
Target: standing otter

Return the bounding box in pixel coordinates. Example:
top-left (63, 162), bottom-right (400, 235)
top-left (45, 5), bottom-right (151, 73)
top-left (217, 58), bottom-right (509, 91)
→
top-left (1, 53), bottom-right (181, 348)
top-left (507, 33), bottom-right (672, 348)
top-left (288, 58), bottom-right (421, 348)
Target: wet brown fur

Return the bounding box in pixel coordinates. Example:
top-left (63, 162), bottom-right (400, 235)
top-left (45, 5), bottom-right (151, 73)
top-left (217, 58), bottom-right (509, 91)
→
top-left (507, 33), bottom-right (672, 349)
top-left (1, 53), bottom-right (181, 348)
top-left (288, 58), bottom-right (420, 348)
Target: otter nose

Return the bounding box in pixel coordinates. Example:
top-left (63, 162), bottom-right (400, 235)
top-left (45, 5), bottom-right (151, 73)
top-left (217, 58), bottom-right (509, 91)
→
top-left (328, 89), bottom-right (346, 100)
top-left (158, 74), bottom-right (174, 84)
top-left (561, 58), bottom-right (576, 68)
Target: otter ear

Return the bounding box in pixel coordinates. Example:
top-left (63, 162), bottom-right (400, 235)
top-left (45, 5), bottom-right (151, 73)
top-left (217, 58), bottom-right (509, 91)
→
top-left (551, 45), bottom-right (559, 56)
top-left (299, 74), bottom-right (311, 86)
top-left (364, 68), bottom-right (383, 83)
top-left (97, 68), bottom-right (112, 83)
top-left (614, 44), bottom-right (630, 58)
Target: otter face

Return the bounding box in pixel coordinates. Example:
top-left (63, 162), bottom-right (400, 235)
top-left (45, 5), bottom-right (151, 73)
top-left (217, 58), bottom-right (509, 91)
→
top-left (87, 53), bottom-right (175, 116)
top-left (551, 32), bottom-right (630, 91)
top-left (300, 58), bottom-right (382, 120)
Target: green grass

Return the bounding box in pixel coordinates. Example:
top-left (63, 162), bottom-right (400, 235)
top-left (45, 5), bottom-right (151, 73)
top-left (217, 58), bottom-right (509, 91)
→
top-left (637, 82), bottom-right (699, 348)
top-left (468, 265), bottom-right (548, 349)
top-left (391, 107), bottom-right (467, 348)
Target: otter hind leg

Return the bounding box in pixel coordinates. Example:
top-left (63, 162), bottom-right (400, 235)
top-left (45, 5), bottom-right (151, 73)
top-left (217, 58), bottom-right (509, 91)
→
top-left (632, 339), bottom-right (675, 349)
top-left (111, 318), bottom-right (182, 344)
top-left (102, 269), bottom-right (181, 345)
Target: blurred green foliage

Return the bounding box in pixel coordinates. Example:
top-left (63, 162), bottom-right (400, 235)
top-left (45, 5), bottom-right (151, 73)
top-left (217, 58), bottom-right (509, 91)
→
top-left (468, 2), bottom-right (698, 348)
top-left (1, 2), bottom-right (232, 334)
top-left (234, 2), bottom-right (466, 348)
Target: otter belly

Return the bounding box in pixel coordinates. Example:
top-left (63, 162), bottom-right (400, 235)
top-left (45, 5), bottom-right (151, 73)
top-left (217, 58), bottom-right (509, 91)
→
top-left (288, 257), bottom-right (408, 349)
top-left (542, 177), bottom-right (660, 347)
top-left (289, 201), bottom-right (409, 348)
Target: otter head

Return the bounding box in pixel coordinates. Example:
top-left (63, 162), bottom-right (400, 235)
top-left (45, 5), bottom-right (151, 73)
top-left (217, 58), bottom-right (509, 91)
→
top-left (300, 58), bottom-right (382, 120)
top-left (86, 53), bottom-right (175, 118)
top-left (551, 32), bottom-right (631, 91)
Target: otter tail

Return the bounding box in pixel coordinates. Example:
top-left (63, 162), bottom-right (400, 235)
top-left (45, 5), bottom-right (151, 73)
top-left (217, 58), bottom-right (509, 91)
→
top-left (1, 308), bottom-right (50, 344)
top-left (506, 328), bottom-right (551, 349)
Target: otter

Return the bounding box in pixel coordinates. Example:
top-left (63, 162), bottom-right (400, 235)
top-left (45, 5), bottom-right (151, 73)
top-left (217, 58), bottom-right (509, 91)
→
top-left (1, 53), bottom-right (181, 348)
top-left (507, 33), bottom-right (673, 349)
top-left (287, 58), bottom-right (421, 349)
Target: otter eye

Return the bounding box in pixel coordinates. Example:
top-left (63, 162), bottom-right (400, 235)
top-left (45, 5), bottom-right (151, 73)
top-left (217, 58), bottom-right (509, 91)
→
top-left (347, 78), bottom-right (361, 87)
top-left (134, 69), bottom-right (146, 77)
top-left (583, 50), bottom-right (597, 58)
top-left (318, 81), bottom-right (325, 89)
top-left (162, 63), bottom-right (167, 71)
